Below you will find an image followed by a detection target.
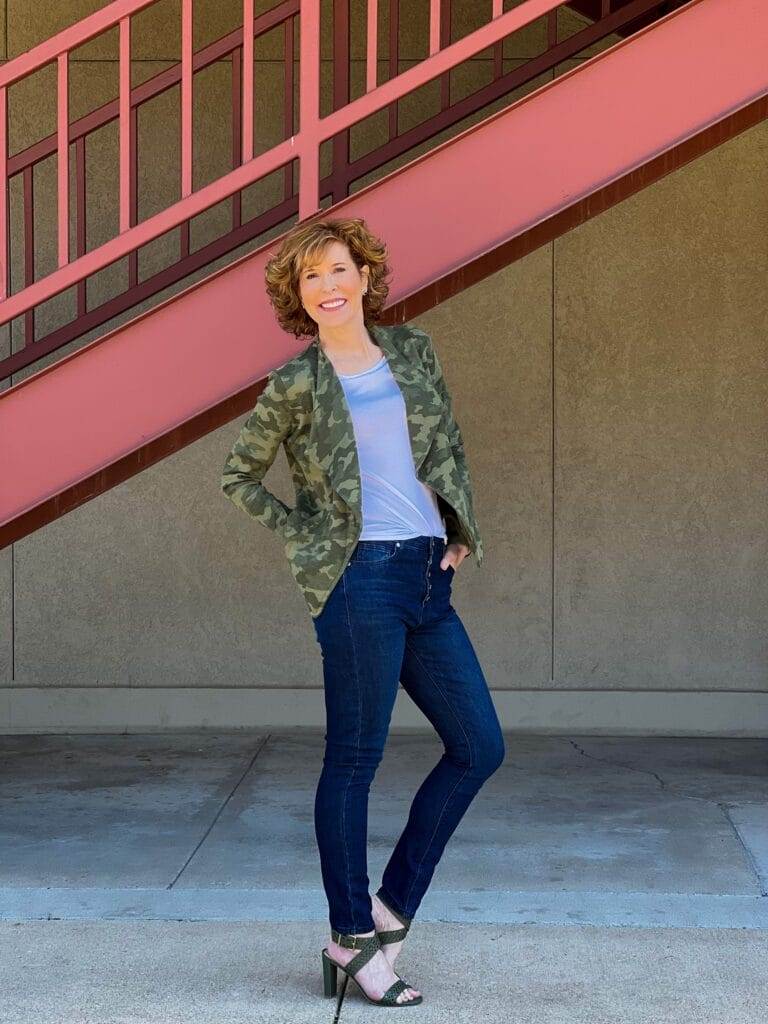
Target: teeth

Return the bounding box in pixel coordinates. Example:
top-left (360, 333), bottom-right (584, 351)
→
top-left (320, 299), bottom-right (345, 308)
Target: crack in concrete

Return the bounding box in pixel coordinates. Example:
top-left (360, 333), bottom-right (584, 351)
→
top-left (331, 971), bottom-right (348, 1023)
top-left (566, 738), bottom-right (676, 790)
top-left (565, 738), bottom-right (768, 898)
top-left (566, 738), bottom-right (731, 803)
top-left (503, 741), bottom-right (765, 808)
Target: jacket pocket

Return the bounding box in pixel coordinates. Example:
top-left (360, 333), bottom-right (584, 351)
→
top-left (283, 503), bottom-right (328, 541)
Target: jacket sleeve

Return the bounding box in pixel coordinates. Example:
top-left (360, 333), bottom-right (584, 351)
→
top-left (220, 370), bottom-right (294, 539)
top-left (411, 327), bottom-right (477, 551)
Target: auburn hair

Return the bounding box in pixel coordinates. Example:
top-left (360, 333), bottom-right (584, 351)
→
top-left (264, 216), bottom-right (391, 338)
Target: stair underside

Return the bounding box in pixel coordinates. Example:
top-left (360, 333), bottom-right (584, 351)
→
top-left (1, 0), bottom-right (766, 547)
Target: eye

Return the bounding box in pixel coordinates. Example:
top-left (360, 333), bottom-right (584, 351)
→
top-left (305, 266), bottom-right (345, 279)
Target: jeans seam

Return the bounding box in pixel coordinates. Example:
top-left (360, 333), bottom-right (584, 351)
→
top-left (340, 570), bottom-right (363, 934)
top-left (405, 636), bottom-right (474, 765)
top-left (401, 640), bottom-right (473, 913)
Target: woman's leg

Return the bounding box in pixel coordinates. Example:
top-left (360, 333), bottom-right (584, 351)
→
top-left (377, 550), bottom-right (505, 922)
top-left (312, 551), bottom-right (407, 936)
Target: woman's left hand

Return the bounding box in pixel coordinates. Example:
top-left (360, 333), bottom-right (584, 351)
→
top-left (440, 541), bottom-right (471, 571)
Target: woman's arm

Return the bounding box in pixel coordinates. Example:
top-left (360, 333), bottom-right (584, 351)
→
top-left (220, 370), bottom-right (294, 539)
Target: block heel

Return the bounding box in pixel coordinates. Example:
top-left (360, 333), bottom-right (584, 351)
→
top-left (322, 948), bottom-right (339, 997)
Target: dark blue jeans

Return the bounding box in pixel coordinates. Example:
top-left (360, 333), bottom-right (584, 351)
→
top-left (312, 533), bottom-right (505, 936)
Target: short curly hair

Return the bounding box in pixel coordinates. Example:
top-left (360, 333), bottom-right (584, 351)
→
top-left (264, 216), bottom-right (391, 339)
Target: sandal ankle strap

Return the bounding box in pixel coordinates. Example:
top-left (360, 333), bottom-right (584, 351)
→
top-left (375, 890), bottom-right (412, 930)
top-left (329, 929), bottom-right (382, 978)
top-left (376, 925), bottom-right (409, 944)
top-left (330, 929), bottom-right (380, 952)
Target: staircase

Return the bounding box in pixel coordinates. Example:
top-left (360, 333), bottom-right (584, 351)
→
top-left (1, 0), bottom-right (766, 547)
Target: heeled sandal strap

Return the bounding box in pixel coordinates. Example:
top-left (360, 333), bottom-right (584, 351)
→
top-left (331, 928), bottom-right (378, 950)
top-left (380, 978), bottom-right (412, 1006)
top-left (375, 891), bottom-right (412, 934)
top-left (376, 925), bottom-right (409, 944)
top-left (329, 930), bottom-right (381, 977)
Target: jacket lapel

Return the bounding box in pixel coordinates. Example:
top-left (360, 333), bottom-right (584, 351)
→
top-left (306, 323), bottom-right (444, 515)
top-left (378, 324), bottom-right (445, 472)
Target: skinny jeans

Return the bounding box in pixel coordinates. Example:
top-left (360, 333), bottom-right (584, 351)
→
top-left (312, 533), bottom-right (505, 935)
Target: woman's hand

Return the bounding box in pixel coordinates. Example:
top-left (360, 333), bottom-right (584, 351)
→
top-left (440, 541), bottom-right (471, 571)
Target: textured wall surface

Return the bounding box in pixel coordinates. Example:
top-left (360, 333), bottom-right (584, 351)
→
top-left (0, 4), bottom-right (765, 722)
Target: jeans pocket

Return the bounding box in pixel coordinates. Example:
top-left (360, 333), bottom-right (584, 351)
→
top-left (349, 540), bottom-right (399, 563)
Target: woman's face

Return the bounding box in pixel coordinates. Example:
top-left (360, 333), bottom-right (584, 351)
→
top-left (298, 240), bottom-right (369, 329)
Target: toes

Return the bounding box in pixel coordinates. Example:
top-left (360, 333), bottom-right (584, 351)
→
top-left (398, 987), bottom-right (419, 1002)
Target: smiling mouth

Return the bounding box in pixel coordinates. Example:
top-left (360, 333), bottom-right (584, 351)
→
top-left (319, 299), bottom-right (347, 310)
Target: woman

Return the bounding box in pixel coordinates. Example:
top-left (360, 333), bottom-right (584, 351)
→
top-left (221, 217), bottom-right (505, 1008)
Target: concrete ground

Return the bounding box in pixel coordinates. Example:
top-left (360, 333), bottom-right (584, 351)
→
top-left (1, 730), bottom-right (767, 1023)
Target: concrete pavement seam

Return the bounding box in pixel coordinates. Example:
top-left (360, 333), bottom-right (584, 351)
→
top-left (719, 802), bottom-right (768, 897)
top-left (167, 733), bottom-right (272, 889)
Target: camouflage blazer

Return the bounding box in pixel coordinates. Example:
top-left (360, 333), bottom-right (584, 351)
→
top-left (220, 322), bottom-right (484, 619)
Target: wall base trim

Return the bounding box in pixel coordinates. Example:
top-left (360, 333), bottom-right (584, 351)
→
top-left (1, 687), bottom-right (766, 735)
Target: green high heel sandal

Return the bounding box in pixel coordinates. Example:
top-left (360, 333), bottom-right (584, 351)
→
top-left (374, 890), bottom-right (413, 951)
top-left (321, 929), bottom-right (423, 1007)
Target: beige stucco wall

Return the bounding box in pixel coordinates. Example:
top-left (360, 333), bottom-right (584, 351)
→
top-left (0, 3), bottom-right (766, 731)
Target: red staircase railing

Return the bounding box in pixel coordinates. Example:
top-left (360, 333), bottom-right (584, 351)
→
top-left (0, 0), bottom-right (686, 383)
top-left (0, 0), bottom-right (764, 550)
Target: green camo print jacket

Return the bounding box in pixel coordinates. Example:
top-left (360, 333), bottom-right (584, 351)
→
top-left (220, 322), bottom-right (484, 618)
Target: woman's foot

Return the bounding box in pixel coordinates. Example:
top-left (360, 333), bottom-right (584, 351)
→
top-left (371, 893), bottom-right (408, 967)
top-left (328, 929), bottom-right (421, 1003)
